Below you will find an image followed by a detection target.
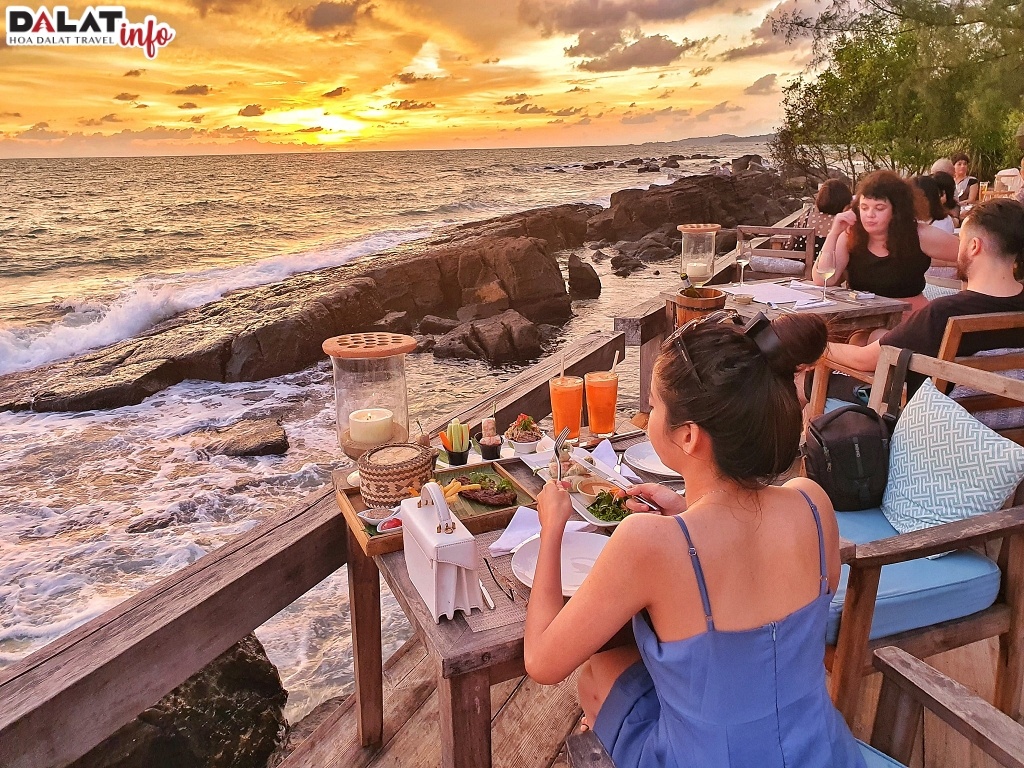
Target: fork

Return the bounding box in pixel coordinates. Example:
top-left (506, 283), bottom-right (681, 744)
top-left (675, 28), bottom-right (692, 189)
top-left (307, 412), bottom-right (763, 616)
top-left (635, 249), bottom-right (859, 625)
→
top-left (551, 426), bottom-right (571, 484)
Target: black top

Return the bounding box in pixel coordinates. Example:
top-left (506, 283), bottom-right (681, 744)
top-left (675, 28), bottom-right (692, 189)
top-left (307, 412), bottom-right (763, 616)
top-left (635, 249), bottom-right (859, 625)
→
top-left (881, 288), bottom-right (1024, 393)
top-left (847, 245), bottom-right (931, 298)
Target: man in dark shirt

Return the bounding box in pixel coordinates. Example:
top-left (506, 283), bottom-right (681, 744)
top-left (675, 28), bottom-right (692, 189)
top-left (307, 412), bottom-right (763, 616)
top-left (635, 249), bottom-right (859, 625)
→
top-left (825, 198), bottom-right (1024, 384)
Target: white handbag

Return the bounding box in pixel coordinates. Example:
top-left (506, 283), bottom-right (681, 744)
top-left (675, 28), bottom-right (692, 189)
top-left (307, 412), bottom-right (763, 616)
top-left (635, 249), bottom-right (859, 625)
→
top-left (400, 481), bottom-right (483, 623)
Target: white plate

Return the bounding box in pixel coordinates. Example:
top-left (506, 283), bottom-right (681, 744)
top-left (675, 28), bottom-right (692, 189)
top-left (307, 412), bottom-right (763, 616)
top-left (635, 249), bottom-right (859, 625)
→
top-left (510, 531), bottom-right (609, 596)
top-left (535, 466), bottom-right (622, 528)
top-left (623, 441), bottom-right (681, 478)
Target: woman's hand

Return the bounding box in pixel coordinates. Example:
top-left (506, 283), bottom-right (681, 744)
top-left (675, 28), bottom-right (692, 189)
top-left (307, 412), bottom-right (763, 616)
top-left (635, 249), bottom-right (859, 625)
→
top-left (537, 479), bottom-right (573, 533)
top-left (830, 209), bottom-right (857, 235)
top-left (623, 483), bottom-right (686, 516)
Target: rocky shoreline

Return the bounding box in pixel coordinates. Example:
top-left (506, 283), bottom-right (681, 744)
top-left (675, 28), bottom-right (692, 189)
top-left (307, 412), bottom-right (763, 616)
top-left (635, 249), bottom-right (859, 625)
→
top-left (0, 169), bottom-right (805, 414)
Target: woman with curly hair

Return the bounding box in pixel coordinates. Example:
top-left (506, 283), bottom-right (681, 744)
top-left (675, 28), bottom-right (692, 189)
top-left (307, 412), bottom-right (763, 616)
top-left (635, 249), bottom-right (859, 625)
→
top-left (813, 170), bottom-right (958, 312)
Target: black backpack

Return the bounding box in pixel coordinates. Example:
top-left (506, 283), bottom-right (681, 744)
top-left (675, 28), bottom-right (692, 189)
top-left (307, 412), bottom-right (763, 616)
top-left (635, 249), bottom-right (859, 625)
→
top-left (803, 349), bottom-right (911, 511)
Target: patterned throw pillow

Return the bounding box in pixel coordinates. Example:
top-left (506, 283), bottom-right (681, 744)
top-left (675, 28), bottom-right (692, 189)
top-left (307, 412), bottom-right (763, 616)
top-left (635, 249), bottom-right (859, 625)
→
top-left (882, 379), bottom-right (1024, 534)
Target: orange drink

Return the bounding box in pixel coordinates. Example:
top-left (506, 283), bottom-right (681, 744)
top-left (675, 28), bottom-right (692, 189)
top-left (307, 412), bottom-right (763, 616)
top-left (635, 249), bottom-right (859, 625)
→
top-left (585, 371), bottom-right (619, 438)
top-left (549, 375), bottom-right (584, 441)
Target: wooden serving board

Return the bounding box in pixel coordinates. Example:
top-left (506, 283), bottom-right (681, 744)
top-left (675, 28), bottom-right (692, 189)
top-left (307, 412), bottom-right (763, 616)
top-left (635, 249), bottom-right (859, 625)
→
top-left (432, 461), bottom-right (536, 534)
top-left (333, 459), bottom-right (538, 558)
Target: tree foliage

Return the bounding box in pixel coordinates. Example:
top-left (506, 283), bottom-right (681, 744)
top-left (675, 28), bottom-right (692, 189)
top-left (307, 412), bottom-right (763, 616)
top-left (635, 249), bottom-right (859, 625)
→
top-left (771, 0), bottom-right (1024, 180)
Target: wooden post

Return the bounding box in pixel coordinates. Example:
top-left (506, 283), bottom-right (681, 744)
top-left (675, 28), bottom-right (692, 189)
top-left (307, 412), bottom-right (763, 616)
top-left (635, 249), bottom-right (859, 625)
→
top-left (347, 526), bottom-right (384, 747)
top-left (438, 668), bottom-right (491, 768)
top-left (996, 532), bottom-right (1024, 719)
top-left (830, 564), bottom-right (882, 724)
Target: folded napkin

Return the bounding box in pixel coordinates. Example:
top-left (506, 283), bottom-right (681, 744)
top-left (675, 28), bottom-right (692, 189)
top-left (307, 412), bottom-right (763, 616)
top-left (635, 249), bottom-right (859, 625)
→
top-left (591, 439), bottom-right (642, 482)
top-left (789, 279), bottom-right (821, 290)
top-left (488, 506), bottom-right (593, 556)
top-left (793, 297), bottom-right (836, 310)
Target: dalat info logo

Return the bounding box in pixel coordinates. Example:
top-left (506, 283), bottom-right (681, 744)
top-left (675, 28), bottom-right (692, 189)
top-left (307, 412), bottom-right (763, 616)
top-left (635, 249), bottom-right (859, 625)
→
top-left (5, 5), bottom-right (175, 58)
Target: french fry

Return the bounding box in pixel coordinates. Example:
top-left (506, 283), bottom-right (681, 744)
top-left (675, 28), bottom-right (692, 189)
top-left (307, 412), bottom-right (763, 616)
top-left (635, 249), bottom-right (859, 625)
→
top-left (458, 483), bottom-right (482, 492)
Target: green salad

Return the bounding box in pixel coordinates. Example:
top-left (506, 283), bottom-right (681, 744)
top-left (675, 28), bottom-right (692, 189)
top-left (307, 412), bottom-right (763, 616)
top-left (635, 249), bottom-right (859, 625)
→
top-left (587, 490), bottom-right (630, 522)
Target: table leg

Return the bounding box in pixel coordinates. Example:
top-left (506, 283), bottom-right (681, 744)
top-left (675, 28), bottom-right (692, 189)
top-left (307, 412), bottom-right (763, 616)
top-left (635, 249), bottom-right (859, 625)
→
top-left (347, 525), bottom-right (383, 747)
top-left (438, 668), bottom-right (491, 768)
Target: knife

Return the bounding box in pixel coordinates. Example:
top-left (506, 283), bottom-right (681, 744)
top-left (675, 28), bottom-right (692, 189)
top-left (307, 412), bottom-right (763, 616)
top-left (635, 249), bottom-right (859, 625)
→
top-left (569, 455), bottom-right (663, 513)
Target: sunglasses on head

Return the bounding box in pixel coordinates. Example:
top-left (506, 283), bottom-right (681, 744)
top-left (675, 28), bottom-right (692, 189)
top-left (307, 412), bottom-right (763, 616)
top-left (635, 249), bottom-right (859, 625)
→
top-left (667, 310), bottom-right (780, 390)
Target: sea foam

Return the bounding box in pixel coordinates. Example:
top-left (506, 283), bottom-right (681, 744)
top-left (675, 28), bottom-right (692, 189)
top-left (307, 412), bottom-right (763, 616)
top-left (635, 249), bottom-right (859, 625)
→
top-left (0, 227), bottom-right (428, 376)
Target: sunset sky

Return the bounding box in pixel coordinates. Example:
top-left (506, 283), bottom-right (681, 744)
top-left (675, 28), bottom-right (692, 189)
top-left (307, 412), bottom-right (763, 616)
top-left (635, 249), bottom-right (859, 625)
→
top-left (0, 0), bottom-right (814, 157)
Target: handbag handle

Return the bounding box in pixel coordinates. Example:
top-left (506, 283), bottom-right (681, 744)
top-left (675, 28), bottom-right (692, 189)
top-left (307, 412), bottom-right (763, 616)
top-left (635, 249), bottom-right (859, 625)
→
top-left (419, 481), bottom-right (456, 534)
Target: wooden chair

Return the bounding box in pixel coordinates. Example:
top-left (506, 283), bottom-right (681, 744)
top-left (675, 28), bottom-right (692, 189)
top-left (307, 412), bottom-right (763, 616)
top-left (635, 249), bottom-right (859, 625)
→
top-left (736, 223), bottom-right (816, 279)
top-left (827, 347), bottom-right (1024, 725)
top-left (869, 646), bottom-right (1024, 767)
top-left (808, 311), bottom-right (1024, 425)
top-left (564, 646), bottom-right (1024, 768)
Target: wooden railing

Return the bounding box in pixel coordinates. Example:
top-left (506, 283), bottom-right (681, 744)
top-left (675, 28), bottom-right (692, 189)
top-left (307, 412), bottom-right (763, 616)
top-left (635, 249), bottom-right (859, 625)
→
top-left (0, 330), bottom-right (624, 768)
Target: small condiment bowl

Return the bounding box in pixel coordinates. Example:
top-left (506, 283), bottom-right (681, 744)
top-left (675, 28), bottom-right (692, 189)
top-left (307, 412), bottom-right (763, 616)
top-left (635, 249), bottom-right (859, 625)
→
top-left (507, 437), bottom-right (541, 455)
top-left (357, 506), bottom-right (400, 529)
top-left (732, 294), bottom-right (753, 305)
top-left (573, 478), bottom-right (618, 505)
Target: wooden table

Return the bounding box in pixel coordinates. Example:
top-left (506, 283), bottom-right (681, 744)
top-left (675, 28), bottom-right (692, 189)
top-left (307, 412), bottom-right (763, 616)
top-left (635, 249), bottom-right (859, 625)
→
top-left (616, 279), bottom-right (912, 413)
top-left (665, 279), bottom-right (912, 338)
top-left (342, 459), bottom-right (546, 768)
top-left (341, 435), bottom-right (655, 768)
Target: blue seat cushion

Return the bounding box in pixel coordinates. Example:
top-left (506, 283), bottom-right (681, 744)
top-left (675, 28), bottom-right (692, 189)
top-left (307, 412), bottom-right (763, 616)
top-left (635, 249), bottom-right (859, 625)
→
top-left (858, 741), bottom-right (904, 766)
top-left (827, 507), bottom-right (1001, 644)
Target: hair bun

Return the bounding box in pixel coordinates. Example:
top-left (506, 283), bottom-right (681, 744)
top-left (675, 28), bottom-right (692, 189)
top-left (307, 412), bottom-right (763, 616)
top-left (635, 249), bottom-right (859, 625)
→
top-left (763, 314), bottom-right (828, 377)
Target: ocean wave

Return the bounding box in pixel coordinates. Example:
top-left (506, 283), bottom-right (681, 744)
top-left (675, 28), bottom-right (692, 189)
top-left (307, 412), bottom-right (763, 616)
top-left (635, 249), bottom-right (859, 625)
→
top-left (0, 227), bottom-right (430, 376)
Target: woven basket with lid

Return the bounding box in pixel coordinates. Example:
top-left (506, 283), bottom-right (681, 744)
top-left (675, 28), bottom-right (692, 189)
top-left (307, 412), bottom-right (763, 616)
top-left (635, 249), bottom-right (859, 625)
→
top-left (357, 443), bottom-right (435, 508)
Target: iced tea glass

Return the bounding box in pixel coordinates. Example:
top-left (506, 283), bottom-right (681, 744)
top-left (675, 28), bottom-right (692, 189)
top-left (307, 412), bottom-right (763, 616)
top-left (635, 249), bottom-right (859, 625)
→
top-left (584, 371), bottom-right (618, 438)
top-left (550, 375), bottom-right (584, 442)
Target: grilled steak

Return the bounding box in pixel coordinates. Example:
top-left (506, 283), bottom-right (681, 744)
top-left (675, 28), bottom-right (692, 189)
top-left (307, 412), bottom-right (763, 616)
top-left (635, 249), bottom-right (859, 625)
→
top-left (459, 487), bottom-right (518, 506)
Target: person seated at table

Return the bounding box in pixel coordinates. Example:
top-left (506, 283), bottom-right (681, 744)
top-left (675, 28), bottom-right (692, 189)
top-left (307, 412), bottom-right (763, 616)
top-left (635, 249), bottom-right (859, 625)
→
top-left (794, 179), bottom-right (853, 257)
top-left (931, 170), bottom-right (961, 225)
top-left (813, 170), bottom-right (958, 313)
top-left (912, 175), bottom-right (955, 233)
top-left (820, 198), bottom-right (1024, 398)
top-left (525, 311), bottom-right (867, 768)
top-left (952, 152), bottom-right (980, 205)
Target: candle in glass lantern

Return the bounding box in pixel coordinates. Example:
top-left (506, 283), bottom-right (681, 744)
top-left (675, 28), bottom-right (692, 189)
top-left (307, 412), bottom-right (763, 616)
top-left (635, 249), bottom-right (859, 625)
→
top-left (349, 408), bottom-right (394, 445)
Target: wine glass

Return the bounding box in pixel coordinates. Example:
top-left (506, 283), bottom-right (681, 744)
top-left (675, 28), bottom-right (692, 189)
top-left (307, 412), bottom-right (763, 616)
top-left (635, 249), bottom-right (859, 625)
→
top-left (814, 250), bottom-right (836, 303)
top-left (736, 239), bottom-right (751, 286)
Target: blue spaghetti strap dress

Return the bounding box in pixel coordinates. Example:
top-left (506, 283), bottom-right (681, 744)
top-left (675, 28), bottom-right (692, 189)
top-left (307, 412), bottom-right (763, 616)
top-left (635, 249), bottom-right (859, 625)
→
top-left (593, 491), bottom-right (866, 767)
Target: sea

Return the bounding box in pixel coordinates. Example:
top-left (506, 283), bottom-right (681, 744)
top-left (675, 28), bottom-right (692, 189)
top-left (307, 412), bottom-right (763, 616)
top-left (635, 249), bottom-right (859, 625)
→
top-left (0, 139), bottom-right (766, 722)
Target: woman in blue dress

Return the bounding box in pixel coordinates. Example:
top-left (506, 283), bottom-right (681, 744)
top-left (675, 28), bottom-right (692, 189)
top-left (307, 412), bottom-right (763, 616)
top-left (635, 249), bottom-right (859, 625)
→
top-left (525, 311), bottom-right (866, 768)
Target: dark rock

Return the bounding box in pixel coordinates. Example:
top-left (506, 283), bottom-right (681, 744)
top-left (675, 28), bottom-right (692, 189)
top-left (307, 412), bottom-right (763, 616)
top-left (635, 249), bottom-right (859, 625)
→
top-left (624, 157), bottom-right (644, 165)
top-left (434, 310), bottom-right (542, 364)
top-left (414, 335), bottom-right (436, 353)
top-left (567, 253), bottom-right (602, 298)
top-left (635, 241), bottom-right (675, 262)
top-left (661, 159), bottom-right (680, 168)
top-left (536, 324), bottom-right (561, 342)
top-left (613, 240), bottom-right (643, 257)
top-left (205, 418), bottom-right (289, 457)
top-left (456, 301), bottom-right (507, 322)
top-left (610, 252), bottom-right (646, 276)
top-left (582, 163), bottom-right (599, 170)
top-left (418, 315), bottom-right (460, 334)
top-left (590, 249), bottom-right (609, 262)
top-left (585, 172), bottom-right (803, 244)
top-left (716, 230), bottom-right (738, 255)
top-left (731, 154), bottom-right (764, 174)
top-left (70, 634), bottom-right (286, 768)
top-left (638, 164), bottom-right (660, 173)
top-left (371, 311), bottom-right (412, 334)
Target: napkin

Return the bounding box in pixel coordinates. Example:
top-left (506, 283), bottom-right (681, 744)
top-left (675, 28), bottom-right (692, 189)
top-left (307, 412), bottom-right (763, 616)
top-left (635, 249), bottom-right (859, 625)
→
top-left (793, 297), bottom-right (836, 310)
top-left (487, 506), bottom-right (593, 556)
top-left (591, 439), bottom-right (642, 482)
top-left (789, 279), bottom-right (821, 290)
